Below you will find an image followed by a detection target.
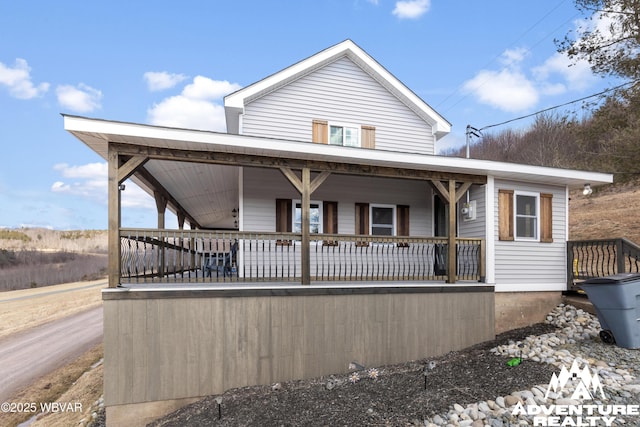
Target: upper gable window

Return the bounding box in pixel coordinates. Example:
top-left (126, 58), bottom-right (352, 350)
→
top-left (329, 124), bottom-right (360, 147)
top-left (312, 120), bottom-right (375, 148)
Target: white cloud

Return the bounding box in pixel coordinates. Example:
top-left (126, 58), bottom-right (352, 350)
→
top-left (147, 75), bottom-right (241, 131)
top-left (499, 47), bottom-right (529, 67)
top-left (56, 83), bottom-right (102, 113)
top-left (182, 76), bottom-right (241, 100)
top-left (51, 162), bottom-right (154, 209)
top-left (52, 162), bottom-right (107, 200)
top-left (462, 44), bottom-right (601, 113)
top-left (533, 52), bottom-right (596, 93)
top-left (54, 162), bottom-right (107, 179)
top-left (144, 71), bottom-right (188, 91)
top-left (392, 0), bottom-right (430, 19)
top-left (463, 69), bottom-right (539, 113)
top-left (0, 58), bottom-right (49, 99)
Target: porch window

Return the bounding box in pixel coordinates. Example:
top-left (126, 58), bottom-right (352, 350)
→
top-left (515, 192), bottom-right (538, 240)
top-left (371, 204), bottom-right (395, 236)
top-left (293, 200), bottom-right (322, 233)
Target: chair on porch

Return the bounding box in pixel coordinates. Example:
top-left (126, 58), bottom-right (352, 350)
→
top-left (203, 240), bottom-right (238, 278)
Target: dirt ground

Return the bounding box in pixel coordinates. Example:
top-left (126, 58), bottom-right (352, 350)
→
top-left (148, 324), bottom-right (558, 427)
top-left (0, 280), bottom-right (105, 427)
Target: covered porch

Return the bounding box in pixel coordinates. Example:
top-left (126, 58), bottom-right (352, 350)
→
top-left (62, 115), bottom-right (489, 288)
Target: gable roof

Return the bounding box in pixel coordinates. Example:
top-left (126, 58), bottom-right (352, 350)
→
top-left (224, 39), bottom-right (452, 140)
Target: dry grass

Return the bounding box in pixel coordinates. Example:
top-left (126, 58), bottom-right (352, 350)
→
top-left (569, 180), bottom-right (640, 243)
top-left (0, 344), bottom-right (103, 427)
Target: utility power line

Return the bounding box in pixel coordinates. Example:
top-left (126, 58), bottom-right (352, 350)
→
top-left (476, 80), bottom-right (639, 132)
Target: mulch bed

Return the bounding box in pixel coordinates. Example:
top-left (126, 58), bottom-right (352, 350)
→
top-left (149, 323), bottom-right (558, 426)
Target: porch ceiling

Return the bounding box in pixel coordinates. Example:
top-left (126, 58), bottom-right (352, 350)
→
top-left (64, 115), bottom-right (613, 228)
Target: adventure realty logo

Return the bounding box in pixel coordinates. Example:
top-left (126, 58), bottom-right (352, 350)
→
top-left (511, 360), bottom-right (639, 426)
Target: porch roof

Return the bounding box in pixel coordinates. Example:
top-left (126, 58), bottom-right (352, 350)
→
top-left (63, 114), bottom-right (613, 228)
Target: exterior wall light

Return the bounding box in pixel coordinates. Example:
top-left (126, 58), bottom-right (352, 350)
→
top-left (118, 184), bottom-right (126, 191)
top-left (583, 183), bottom-right (592, 196)
top-left (232, 208), bottom-right (238, 228)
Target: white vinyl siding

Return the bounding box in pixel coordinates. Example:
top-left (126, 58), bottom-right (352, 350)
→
top-left (493, 180), bottom-right (567, 289)
top-left (242, 168), bottom-right (432, 236)
top-left (458, 185), bottom-right (486, 238)
top-left (241, 56), bottom-right (436, 155)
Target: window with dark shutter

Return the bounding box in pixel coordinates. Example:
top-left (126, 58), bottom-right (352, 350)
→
top-left (499, 190), bottom-right (553, 243)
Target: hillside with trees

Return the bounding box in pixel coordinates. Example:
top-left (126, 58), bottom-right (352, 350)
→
top-left (0, 228), bottom-right (107, 291)
top-left (443, 0), bottom-right (640, 242)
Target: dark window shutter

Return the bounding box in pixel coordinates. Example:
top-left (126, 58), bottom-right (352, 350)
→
top-left (397, 205), bottom-right (410, 236)
top-left (540, 193), bottom-right (553, 243)
top-left (397, 204), bottom-right (410, 247)
top-left (498, 189), bottom-right (514, 241)
top-left (355, 202), bottom-right (369, 247)
top-left (275, 199), bottom-right (292, 233)
top-left (323, 201), bottom-right (338, 246)
top-left (323, 201), bottom-right (338, 234)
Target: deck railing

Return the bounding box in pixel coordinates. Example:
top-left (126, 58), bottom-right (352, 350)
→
top-left (567, 238), bottom-right (640, 290)
top-left (120, 228), bottom-right (485, 284)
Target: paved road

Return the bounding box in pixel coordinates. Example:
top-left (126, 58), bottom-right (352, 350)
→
top-left (0, 306), bottom-right (103, 403)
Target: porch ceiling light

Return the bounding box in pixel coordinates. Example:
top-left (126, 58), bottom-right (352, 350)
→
top-left (583, 183), bottom-right (593, 196)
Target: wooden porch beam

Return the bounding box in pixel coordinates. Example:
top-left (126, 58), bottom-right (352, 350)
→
top-left (111, 142), bottom-right (487, 185)
top-left (309, 171), bottom-right (331, 194)
top-left (131, 166), bottom-right (202, 229)
top-left (117, 155), bottom-right (148, 183)
top-left (430, 180), bottom-right (450, 203)
top-left (455, 182), bottom-right (473, 203)
top-left (279, 168), bottom-right (332, 195)
top-left (279, 167), bottom-right (303, 193)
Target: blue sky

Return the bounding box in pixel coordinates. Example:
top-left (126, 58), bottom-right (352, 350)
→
top-left (0, 0), bottom-right (615, 230)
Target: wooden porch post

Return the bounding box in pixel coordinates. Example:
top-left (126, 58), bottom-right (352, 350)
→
top-left (301, 168), bottom-right (311, 285)
top-left (447, 179), bottom-right (457, 284)
top-left (155, 191), bottom-right (168, 277)
top-left (107, 145), bottom-right (121, 288)
top-left (279, 167), bottom-right (331, 285)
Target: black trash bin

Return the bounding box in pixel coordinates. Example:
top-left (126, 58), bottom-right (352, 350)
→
top-left (580, 272), bottom-right (640, 349)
